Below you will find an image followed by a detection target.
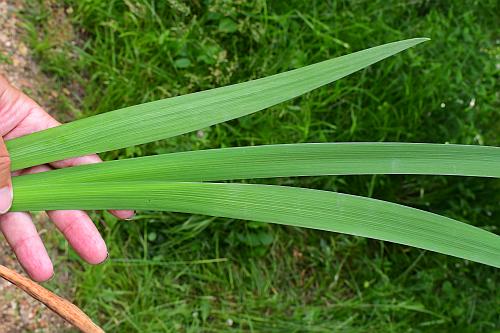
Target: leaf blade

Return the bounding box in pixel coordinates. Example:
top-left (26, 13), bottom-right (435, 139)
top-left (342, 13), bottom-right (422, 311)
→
top-left (12, 143), bottom-right (500, 187)
top-left (11, 181), bottom-right (500, 267)
top-left (7, 38), bottom-right (429, 170)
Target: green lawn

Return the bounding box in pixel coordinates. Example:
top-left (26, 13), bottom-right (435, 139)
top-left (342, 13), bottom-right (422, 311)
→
top-left (24, 0), bottom-right (499, 332)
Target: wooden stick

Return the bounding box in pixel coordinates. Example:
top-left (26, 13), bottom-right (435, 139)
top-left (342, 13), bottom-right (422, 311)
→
top-left (0, 264), bottom-right (104, 333)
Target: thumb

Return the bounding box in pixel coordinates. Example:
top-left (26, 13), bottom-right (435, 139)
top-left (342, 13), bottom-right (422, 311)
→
top-left (0, 137), bottom-right (12, 214)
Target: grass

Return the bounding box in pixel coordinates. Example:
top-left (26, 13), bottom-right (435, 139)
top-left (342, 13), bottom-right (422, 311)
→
top-left (22, 0), bottom-right (499, 332)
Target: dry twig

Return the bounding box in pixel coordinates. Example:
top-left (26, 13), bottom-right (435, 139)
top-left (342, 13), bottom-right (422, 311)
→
top-left (0, 264), bottom-right (104, 333)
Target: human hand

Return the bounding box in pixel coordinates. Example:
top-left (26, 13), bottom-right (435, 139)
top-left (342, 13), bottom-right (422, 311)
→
top-left (0, 75), bottom-right (134, 281)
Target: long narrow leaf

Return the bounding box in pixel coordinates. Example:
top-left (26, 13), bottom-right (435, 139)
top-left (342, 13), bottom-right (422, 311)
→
top-left (7, 38), bottom-right (428, 170)
top-left (11, 143), bottom-right (500, 187)
top-left (11, 182), bottom-right (500, 267)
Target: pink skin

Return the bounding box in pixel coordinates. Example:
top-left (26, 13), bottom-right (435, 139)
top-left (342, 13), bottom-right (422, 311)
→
top-left (0, 75), bottom-right (134, 282)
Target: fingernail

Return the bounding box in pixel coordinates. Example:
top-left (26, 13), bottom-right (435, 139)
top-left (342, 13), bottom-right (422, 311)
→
top-left (0, 186), bottom-right (12, 214)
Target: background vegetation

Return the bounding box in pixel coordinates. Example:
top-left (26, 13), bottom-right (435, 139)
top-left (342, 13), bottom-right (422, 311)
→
top-left (23, 0), bottom-right (499, 331)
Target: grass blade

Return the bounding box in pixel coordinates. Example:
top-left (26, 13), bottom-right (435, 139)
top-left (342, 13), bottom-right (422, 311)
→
top-left (11, 182), bottom-right (500, 267)
top-left (7, 38), bottom-right (429, 170)
top-left (11, 143), bottom-right (500, 187)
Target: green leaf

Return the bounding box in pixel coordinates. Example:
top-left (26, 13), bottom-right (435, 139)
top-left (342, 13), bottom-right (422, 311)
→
top-left (218, 18), bottom-right (238, 33)
top-left (11, 182), bottom-right (500, 268)
top-left (173, 58), bottom-right (191, 69)
top-left (6, 38), bottom-right (429, 171)
top-left (12, 143), bottom-right (499, 187)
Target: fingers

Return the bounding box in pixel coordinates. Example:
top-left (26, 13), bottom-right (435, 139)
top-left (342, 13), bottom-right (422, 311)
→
top-left (50, 154), bottom-right (102, 169)
top-left (7, 106), bottom-right (134, 219)
top-left (0, 137), bottom-right (12, 214)
top-left (21, 165), bottom-right (108, 264)
top-left (49, 152), bottom-right (135, 220)
top-left (0, 212), bottom-right (53, 282)
top-left (51, 154), bottom-right (135, 219)
top-left (108, 209), bottom-right (135, 220)
top-left (46, 210), bottom-right (108, 265)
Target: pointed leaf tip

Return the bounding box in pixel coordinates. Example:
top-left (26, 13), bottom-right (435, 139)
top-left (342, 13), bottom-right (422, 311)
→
top-left (7, 39), bottom-right (431, 170)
